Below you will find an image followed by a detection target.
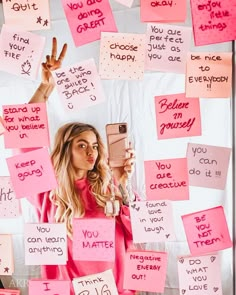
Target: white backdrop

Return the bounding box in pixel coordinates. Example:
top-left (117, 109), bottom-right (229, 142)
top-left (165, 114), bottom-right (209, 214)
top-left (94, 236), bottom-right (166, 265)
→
top-left (0, 0), bottom-right (233, 294)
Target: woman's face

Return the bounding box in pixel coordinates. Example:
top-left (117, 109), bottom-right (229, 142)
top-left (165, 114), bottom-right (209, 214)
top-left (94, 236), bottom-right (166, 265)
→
top-left (71, 130), bottom-right (99, 179)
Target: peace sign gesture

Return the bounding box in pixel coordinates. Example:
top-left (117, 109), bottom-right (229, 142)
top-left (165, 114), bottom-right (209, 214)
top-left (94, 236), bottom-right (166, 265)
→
top-left (29, 37), bottom-right (67, 104)
top-left (41, 37), bottom-right (67, 85)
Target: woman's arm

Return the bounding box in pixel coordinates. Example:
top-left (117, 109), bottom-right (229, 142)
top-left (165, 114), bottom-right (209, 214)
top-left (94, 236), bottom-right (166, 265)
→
top-left (29, 37), bottom-right (67, 104)
top-left (112, 144), bottom-right (136, 204)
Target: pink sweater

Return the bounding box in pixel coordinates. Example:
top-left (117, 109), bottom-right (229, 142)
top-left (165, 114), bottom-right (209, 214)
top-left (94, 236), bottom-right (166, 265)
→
top-left (32, 178), bottom-right (136, 295)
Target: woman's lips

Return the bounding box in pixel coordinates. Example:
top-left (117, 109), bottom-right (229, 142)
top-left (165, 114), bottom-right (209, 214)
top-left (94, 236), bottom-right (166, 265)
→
top-left (87, 158), bottom-right (95, 164)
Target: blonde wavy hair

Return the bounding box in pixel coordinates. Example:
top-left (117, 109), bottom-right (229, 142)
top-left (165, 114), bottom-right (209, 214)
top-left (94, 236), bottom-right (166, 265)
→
top-left (50, 122), bottom-right (113, 236)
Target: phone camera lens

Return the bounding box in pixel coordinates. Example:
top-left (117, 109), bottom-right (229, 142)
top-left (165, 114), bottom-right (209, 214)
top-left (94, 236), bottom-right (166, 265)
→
top-left (119, 124), bottom-right (127, 134)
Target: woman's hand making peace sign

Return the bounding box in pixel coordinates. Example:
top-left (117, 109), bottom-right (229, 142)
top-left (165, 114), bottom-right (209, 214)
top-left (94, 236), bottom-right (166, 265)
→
top-left (29, 37), bottom-right (67, 104)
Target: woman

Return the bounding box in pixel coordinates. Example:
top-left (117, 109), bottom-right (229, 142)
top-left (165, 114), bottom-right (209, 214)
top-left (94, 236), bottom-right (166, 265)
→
top-left (28, 38), bottom-right (137, 295)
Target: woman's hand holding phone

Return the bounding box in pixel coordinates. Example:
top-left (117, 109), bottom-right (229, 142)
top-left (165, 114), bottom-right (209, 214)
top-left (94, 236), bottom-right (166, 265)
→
top-left (114, 144), bottom-right (136, 186)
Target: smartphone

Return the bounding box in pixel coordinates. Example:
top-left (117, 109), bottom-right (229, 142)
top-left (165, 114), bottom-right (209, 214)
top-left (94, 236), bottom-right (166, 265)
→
top-left (106, 123), bottom-right (129, 168)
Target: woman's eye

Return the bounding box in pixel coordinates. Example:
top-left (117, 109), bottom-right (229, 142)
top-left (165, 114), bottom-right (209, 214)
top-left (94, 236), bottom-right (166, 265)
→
top-left (78, 144), bottom-right (86, 148)
top-left (93, 145), bottom-right (98, 150)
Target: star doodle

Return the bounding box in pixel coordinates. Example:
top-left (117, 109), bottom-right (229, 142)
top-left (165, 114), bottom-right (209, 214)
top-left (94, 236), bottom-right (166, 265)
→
top-left (43, 19), bottom-right (49, 26)
top-left (4, 267), bottom-right (9, 273)
top-left (36, 16), bottom-right (42, 24)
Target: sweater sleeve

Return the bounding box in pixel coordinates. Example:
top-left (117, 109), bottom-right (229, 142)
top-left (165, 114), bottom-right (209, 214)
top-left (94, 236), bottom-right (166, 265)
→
top-left (118, 190), bottom-right (141, 249)
top-left (118, 204), bottom-right (133, 249)
top-left (25, 191), bottom-right (52, 223)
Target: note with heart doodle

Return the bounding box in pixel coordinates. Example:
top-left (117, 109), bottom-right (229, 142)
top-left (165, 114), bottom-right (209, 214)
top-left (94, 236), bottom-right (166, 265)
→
top-left (177, 253), bottom-right (222, 295)
top-left (182, 206), bottom-right (232, 255)
top-left (129, 200), bottom-right (175, 243)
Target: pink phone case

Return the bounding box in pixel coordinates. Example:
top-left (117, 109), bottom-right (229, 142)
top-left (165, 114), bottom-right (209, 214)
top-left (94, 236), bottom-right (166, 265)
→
top-left (106, 123), bottom-right (128, 168)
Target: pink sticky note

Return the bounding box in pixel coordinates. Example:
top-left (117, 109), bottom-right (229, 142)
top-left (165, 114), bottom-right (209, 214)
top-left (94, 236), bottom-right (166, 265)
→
top-left (145, 158), bottom-right (189, 201)
top-left (0, 290), bottom-right (20, 295)
top-left (73, 218), bottom-right (115, 261)
top-left (190, 0), bottom-right (236, 46)
top-left (73, 269), bottom-right (118, 295)
top-left (62, 0), bottom-right (117, 47)
top-left (0, 176), bottom-right (21, 218)
top-left (0, 25), bottom-right (46, 80)
top-left (182, 206), bottom-right (232, 255)
top-left (130, 200), bottom-right (175, 243)
top-left (99, 32), bottom-right (146, 80)
top-left (0, 116), bottom-right (6, 135)
top-left (29, 280), bottom-right (70, 295)
top-left (3, 103), bottom-right (49, 149)
top-left (6, 147), bottom-right (58, 199)
top-left (53, 59), bottom-right (106, 111)
top-left (187, 143), bottom-right (231, 190)
top-left (2, 0), bottom-right (50, 31)
top-left (24, 223), bottom-right (67, 265)
top-left (123, 250), bottom-right (168, 293)
top-left (0, 234), bottom-right (14, 275)
top-left (178, 253), bottom-right (222, 295)
top-left (145, 24), bottom-right (192, 73)
top-left (186, 52), bottom-right (232, 98)
top-left (140, 0), bottom-right (187, 22)
top-left (155, 93), bottom-right (201, 139)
